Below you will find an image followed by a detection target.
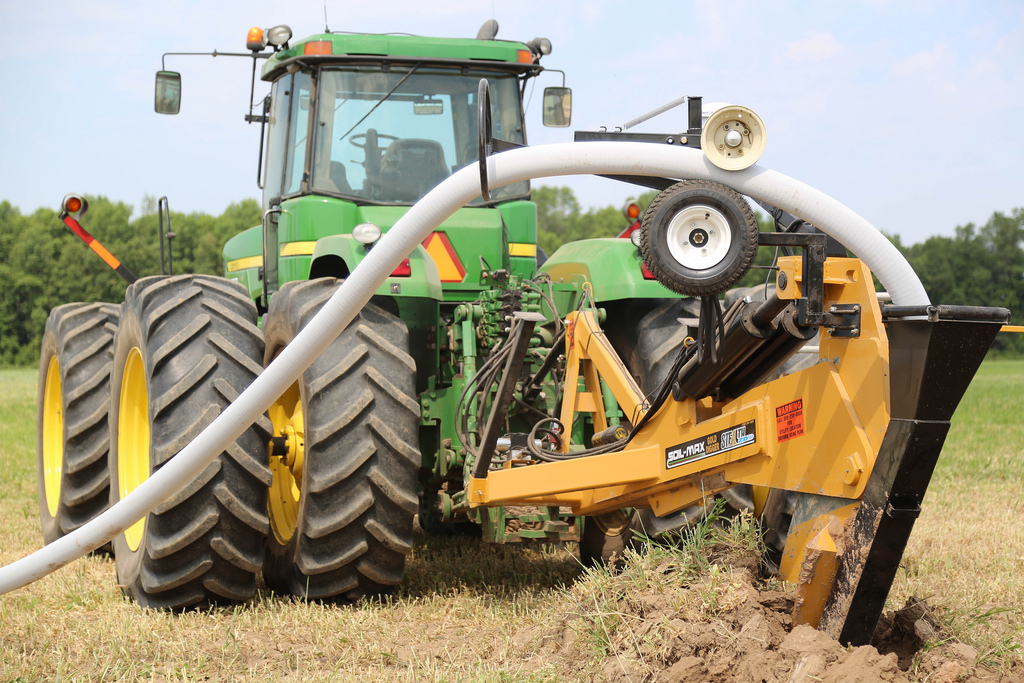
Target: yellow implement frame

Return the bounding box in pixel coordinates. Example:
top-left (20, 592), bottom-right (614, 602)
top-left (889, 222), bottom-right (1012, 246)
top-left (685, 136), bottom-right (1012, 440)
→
top-left (469, 257), bottom-right (889, 628)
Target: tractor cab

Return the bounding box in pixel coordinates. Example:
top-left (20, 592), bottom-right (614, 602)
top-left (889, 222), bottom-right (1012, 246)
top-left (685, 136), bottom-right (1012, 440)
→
top-left (171, 27), bottom-right (571, 310)
top-left (266, 63), bottom-right (528, 207)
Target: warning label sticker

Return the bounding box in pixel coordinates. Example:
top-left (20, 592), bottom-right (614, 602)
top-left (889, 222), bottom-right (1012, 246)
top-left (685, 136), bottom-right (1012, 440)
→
top-left (665, 420), bottom-right (756, 470)
top-left (776, 399), bottom-right (805, 442)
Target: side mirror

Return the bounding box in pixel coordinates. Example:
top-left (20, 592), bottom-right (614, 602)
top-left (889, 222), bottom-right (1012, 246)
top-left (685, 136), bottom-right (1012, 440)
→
top-left (155, 71), bottom-right (181, 115)
top-left (542, 87), bottom-right (572, 127)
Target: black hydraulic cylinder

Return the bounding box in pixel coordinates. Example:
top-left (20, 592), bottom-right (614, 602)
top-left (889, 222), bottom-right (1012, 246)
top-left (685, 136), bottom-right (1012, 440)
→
top-left (716, 307), bottom-right (818, 400)
top-left (673, 293), bottom-right (790, 400)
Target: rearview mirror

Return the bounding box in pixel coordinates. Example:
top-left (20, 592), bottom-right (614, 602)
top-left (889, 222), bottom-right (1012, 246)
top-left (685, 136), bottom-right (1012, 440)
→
top-left (414, 100), bottom-right (444, 115)
top-left (155, 71), bottom-right (181, 115)
top-left (542, 87), bottom-right (571, 127)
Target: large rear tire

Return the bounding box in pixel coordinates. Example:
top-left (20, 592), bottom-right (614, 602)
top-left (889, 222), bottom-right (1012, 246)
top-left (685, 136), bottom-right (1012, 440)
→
top-left (262, 279), bottom-right (420, 600)
top-left (109, 275), bottom-right (269, 609)
top-left (588, 286), bottom-right (810, 565)
top-left (37, 302), bottom-right (120, 544)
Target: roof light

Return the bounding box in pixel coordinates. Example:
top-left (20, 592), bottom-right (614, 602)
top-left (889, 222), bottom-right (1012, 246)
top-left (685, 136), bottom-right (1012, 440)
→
top-left (517, 49), bottom-right (534, 64)
top-left (266, 25), bottom-right (292, 48)
top-left (303, 40), bottom-right (331, 55)
top-left (623, 202), bottom-right (641, 220)
top-left (352, 222), bottom-right (382, 245)
top-left (246, 27), bottom-right (265, 52)
top-left (630, 230), bottom-right (643, 248)
top-left (526, 37), bottom-right (552, 56)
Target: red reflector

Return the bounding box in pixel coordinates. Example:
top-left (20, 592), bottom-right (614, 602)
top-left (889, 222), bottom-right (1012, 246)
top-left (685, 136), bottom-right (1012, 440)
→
top-left (617, 221), bottom-right (641, 240)
top-left (641, 260), bottom-right (656, 280)
top-left (517, 49), bottom-right (534, 63)
top-left (391, 258), bottom-right (411, 277)
top-left (304, 41), bottom-right (332, 55)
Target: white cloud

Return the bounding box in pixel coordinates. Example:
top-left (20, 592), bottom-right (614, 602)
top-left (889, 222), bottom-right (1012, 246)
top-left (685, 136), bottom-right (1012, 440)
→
top-left (893, 44), bottom-right (951, 75)
top-left (785, 32), bottom-right (842, 61)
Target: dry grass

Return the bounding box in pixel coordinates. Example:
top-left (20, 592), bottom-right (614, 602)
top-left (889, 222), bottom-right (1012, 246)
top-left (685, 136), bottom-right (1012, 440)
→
top-left (1, 361), bottom-right (1022, 680)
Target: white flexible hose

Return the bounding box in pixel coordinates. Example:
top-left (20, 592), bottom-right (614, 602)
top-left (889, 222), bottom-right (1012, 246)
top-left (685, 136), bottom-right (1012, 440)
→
top-left (0, 142), bottom-right (928, 595)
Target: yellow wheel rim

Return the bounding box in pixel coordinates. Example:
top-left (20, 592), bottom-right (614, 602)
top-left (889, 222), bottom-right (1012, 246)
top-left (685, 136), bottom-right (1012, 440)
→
top-left (118, 347), bottom-right (150, 552)
top-left (42, 356), bottom-right (64, 518)
top-left (268, 381), bottom-right (304, 545)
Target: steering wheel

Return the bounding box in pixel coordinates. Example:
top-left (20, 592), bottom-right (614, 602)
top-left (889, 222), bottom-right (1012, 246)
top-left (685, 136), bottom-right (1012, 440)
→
top-left (349, 133), bottom-right (399, 149)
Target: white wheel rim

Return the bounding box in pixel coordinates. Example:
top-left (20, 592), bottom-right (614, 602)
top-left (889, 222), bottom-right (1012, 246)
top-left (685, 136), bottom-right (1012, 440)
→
top-left (665, 204), bottom-right (733, 271)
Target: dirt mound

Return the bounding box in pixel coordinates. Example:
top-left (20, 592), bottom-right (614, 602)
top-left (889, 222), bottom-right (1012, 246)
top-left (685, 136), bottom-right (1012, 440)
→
top-left (506, 550), bottom-right (1020, 682)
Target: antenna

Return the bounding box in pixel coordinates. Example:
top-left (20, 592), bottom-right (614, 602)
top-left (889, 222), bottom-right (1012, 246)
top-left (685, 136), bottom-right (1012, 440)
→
top-left (324, 0), bottom-right (330, 33)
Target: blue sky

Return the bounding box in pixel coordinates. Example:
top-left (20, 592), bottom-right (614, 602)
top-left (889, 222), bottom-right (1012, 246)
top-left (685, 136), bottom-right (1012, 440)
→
top-left (1, 0), bottom-right (1021, 245)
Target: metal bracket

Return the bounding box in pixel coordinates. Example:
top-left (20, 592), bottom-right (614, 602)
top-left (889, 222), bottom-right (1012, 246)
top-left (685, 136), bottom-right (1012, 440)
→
top-left (573, 130), bottom-right (699, 148)
top-left (885, 500), bottom-right (922, 519)
top-left (759, 232), bottom-right (862, 337)
top-left (827, 304), bottom-right (861, 338)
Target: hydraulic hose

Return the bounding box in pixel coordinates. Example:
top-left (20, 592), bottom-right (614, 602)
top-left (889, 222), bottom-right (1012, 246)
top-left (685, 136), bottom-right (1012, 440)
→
top-left (0, 142), bottom-right (928, 595)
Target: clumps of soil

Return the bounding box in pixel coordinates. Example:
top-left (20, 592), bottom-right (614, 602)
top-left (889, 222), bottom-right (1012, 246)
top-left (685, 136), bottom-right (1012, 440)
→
top-left (505, 542), bottom-right (1016, 682)
top-left (872, 596), bottom-right (946, 669)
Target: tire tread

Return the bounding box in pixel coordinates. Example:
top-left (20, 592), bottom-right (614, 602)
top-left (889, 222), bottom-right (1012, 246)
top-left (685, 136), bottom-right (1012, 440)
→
top-left (110, 275), bottom-right (267, 609)
top-left (262, 278), bottom-right (419, 600)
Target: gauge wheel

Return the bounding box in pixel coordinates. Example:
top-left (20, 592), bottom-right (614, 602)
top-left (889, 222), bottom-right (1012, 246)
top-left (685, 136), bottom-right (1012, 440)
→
top-left (37, 302), bottom-right (120, 545)
top-left (262, 279), bottom-right (420, 601)
top-left (639, 180), bottom-right (759, 296)
top-left (109, 275), bottom-right (269, 609)
top-left (579, 509), bottom-right (643, 568)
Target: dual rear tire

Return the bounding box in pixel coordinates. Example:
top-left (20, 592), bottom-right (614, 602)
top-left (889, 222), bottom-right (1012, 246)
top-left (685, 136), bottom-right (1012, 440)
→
top-left (107, 275), bottom-right (270, 608)
top-left (38, 275), bottom-right (421, 608)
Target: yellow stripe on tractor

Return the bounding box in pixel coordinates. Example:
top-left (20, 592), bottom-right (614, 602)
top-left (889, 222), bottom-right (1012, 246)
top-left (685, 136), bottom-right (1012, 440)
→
top-left (508, 242), bottom-right (537, 257)
top-left (226, 256), bottom-right (264, 272)
top-left (280, 241), bottom-right (317, 256)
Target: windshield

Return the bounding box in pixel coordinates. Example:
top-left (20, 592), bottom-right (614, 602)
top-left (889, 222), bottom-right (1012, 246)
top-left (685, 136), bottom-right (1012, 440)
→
top-left (311, 66), bottom-right (528, 205)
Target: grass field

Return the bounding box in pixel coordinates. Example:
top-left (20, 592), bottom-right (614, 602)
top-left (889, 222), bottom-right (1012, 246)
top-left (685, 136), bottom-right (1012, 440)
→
top-left (0, 361), bottom-right (1021, 680)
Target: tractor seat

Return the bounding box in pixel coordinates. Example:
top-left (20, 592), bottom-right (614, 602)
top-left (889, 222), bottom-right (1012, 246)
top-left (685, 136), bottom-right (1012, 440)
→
top-left (324, 161), bottom-right (353, 194)
top-left (379, 139), bottom-right (450, 201)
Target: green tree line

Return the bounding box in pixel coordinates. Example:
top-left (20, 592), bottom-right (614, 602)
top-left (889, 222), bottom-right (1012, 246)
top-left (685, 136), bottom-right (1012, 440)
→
top-left (1, 190), bottom-right (1021, 366)
top-left (0, 196), bottom-right (261, 366)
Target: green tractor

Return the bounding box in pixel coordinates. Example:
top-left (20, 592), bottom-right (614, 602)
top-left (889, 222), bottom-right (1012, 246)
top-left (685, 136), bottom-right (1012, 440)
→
top-left (34, 23), bottom-right (1013, 647)
top-left (39, 22), bottom-right (701, 608)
